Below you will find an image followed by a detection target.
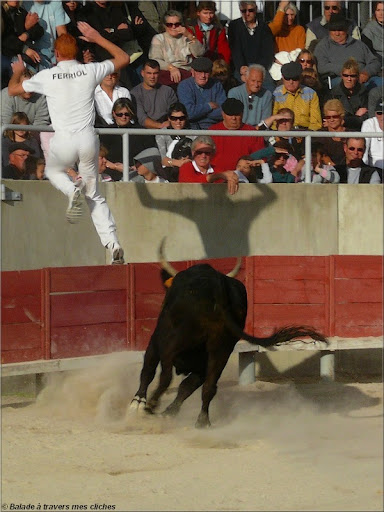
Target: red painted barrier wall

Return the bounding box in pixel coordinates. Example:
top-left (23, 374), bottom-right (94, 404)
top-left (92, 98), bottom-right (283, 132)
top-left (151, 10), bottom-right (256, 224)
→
top-left (1, 256), bottom-right (382, 364)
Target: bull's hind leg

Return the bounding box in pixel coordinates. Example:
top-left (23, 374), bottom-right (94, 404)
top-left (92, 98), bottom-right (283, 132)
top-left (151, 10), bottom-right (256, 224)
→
top-left (162, 373), bottom-right (204, 417)
top-left (130, 340), bottom-right (159, 413)
top-left (195, 348), bottom-right (233, 428)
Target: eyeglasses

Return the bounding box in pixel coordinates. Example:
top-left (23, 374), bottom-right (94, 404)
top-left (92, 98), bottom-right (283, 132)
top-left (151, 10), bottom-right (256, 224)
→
top-left (283, 76), bottom-right (300, 81)
top-left (278, 154), bottom-right (289, 160)
top-left (324, 5), bottom-right (340, 11)
top-left (277, 118), bottom-right (293, 123)
top-left (194, 149), bottom-right (213, 156)
top-left (240, 8), bottom-right (256, 13)
top-left (165, 22), bottom-right (182, 28)
top-left (376, 111), bottom-right (383, 115)
top-left (324, 114), bottom-right (341, 120)
top-left (114, 112), bottom-right (131, 117)
top-left (299, 58), bottom-right (313, 64)
top-left (342, 73), bottom-right (358, 78)
top-left (169, 115), bottom-right (186, 121)
top-left (347, 147), bottom-right (364, 152)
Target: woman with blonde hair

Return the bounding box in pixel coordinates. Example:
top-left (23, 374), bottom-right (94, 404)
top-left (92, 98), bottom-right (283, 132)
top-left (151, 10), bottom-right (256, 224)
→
top-left (315, 99), bottom-right (347, 166)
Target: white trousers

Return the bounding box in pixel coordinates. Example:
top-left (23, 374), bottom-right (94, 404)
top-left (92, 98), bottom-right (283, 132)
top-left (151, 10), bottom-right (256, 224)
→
top-left (45, 128), bottom-right (118, 248)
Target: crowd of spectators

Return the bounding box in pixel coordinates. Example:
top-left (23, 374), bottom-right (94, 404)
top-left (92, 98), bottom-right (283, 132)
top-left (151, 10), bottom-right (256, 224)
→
top-left (1, 0), bottom-right (383, 187)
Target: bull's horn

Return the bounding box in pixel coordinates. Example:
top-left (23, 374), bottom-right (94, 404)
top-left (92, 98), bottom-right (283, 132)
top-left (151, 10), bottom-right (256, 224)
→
top-left (226, 257), bottom-right (242, 278)
top-left (159, 237), bottom-right (178, 277)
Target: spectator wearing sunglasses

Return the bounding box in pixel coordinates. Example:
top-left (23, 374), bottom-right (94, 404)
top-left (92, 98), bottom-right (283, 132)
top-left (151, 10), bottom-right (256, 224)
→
top-left (272, 61), bottom-right (322, 131)
top-left (305, 1), bottom-right (360, 52)
top-left (178, 135), bottom-right (240, 195)
top-left (296, 49), bottom-right (318, 73)
top-left (292, 141), bottom-right (340, 184)
top-left (335, 137), bottom-right (382, 183)
top-left (94, 71), bottom-right (131, 127)
top-left (148, 9), bottom-right (204, 90)
top-left (315, 99), bottom-right (347, 166)
top-left (177, 56), bottom-right (226, 129)
top-left (227, 64), bottom-right (272, 127)
top-left (314, 14), bottom-right (380, 90)
top-left (99, 97), bottom-right (155, 179)
top-left (325, 57), bottom-right (369, 130)
top-left (227, 2), bottom-right (275, 90)
top-left (361, 98), bottom-right (384, 170)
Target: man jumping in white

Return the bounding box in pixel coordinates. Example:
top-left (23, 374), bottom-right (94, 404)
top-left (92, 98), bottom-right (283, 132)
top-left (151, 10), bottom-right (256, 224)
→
top-left (8, 22), bottom-right (130, 264)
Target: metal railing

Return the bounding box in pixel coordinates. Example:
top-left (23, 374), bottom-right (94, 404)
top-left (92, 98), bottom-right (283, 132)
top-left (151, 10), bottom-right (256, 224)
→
top-left (1, 124), bottom-right (380, 184)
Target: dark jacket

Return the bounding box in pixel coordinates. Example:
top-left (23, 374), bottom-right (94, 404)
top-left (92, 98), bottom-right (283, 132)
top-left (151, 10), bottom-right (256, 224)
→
top-left (1, 4), bottom-right (44, 60)
top-left (227, 16), bottom-right (274, 78)
top-left (326, 82), bottom-right (368, 130)
top-left (99, 122), bottom-right (156, 170)
top-left (336, 164), bottom-right (382, 183)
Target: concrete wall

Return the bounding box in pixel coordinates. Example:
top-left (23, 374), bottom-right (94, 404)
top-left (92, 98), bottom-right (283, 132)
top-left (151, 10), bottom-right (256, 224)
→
top-left (1, 181), bottom-right (382, 271)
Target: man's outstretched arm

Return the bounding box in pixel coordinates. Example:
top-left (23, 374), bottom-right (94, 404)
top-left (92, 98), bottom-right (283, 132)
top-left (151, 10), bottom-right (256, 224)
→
top-left (77, 21), bottom-right (130, 72)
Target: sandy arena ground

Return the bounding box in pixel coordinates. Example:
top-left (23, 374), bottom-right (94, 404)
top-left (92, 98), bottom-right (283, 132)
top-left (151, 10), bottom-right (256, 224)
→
top-left (1, 352), bottom-right (383, 512)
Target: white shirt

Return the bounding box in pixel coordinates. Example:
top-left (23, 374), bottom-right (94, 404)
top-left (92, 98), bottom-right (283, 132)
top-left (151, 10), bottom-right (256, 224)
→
top-left (192, 160), bottom-right (214, 175)
top-left (361, 116), bottom-right (384, 170)
top-left (22, 59), bottom-right (114, 132)
top-left (94, 84), bottom-right (131, 125)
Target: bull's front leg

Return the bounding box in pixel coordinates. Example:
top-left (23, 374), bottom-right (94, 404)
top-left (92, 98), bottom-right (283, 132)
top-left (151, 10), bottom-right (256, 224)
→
top-left (129, 340), bottom-right (159, 414)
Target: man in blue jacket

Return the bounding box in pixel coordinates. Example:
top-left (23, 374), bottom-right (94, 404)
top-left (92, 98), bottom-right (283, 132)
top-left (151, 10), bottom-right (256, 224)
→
top-left (177, 57), bottom-right (226, 130)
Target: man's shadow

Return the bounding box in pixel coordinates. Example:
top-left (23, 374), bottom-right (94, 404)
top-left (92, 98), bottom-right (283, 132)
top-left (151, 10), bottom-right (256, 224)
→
top-left (135, 183), bottom-right (277, 259)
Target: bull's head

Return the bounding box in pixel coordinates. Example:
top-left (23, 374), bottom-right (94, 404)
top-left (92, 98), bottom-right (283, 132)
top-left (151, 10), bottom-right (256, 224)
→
top-left (159, 238), bottom-right (242, 287)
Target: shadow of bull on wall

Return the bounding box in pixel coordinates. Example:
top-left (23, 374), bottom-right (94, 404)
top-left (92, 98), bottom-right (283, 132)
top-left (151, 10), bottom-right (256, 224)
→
top-left (135, 183), bottom-right (278, 260)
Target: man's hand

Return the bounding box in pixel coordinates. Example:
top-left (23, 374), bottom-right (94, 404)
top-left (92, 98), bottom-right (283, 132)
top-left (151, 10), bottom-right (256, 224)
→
top-left (25, 48), bottom-right (41, 63)
top-left (77, 21), bottom-right (102, 44)
top-left (169, 66), bottom-right (181, 83)
top-left (355, 107), bottom-right (368, 117)
top-left (225, 171), bottom-right (239, 195)
top-left (11, 54), bottom-right (26, 75)
top-left (24, 11), bottom-right (39, 31)
top-left (209, 102), bottom-right (219, 110)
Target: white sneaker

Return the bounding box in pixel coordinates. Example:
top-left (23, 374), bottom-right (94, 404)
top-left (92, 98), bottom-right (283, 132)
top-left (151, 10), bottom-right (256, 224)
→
top-left (66, 187), bottom-right (83, 224)
top-left (108, 242), bottom-right (124, 265)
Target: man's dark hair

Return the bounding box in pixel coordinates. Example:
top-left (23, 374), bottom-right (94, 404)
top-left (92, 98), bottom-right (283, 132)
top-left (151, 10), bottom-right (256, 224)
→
top-left (144, 59), bottom-right (160, 70)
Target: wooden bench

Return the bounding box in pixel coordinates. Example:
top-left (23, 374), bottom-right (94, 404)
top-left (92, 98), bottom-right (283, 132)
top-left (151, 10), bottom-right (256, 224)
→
top-left (2, 337), bottom-right (382, 394)
top-left (234, 337), bottom-right (383, 385)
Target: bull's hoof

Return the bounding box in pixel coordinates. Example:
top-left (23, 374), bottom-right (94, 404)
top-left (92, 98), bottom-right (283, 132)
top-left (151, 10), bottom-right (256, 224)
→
top-left (162, 404), bottom-right (180, 417)
top-left (195, 413), bottom-right (211, 429)
top-left (129, 396), bottom-right (147, 414)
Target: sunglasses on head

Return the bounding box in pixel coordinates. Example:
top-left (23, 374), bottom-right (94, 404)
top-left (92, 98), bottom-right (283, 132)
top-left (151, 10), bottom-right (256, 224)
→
top-left (195, 149), bottom-right (212, 156)
top-left (324, 5), bottom-right (339, 10)
top-left (169, 115), bottom-right (186, 121)
top-left (347, 146), bottom-right (364, 152)
top-left (342, 73), bottom-right (358, 78)
top-left (240, 8), bottom-right (256, 13)
top-left (165, 22), bottom-right (182, 28)
top-left (114, 112), bottom-right (131, 117)
top-left (299, 58), bottom-right (313, 64)
top-left (324, 114), bottom-right (341, 120)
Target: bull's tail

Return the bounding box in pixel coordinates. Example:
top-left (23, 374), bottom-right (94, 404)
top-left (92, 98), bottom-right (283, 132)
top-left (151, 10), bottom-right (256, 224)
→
top-left (226, 319), bottom-right (328, 348)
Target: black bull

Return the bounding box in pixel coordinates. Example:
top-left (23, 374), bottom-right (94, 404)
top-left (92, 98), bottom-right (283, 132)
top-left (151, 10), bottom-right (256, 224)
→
top-left (130, 260), bottom-right (327, 428)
